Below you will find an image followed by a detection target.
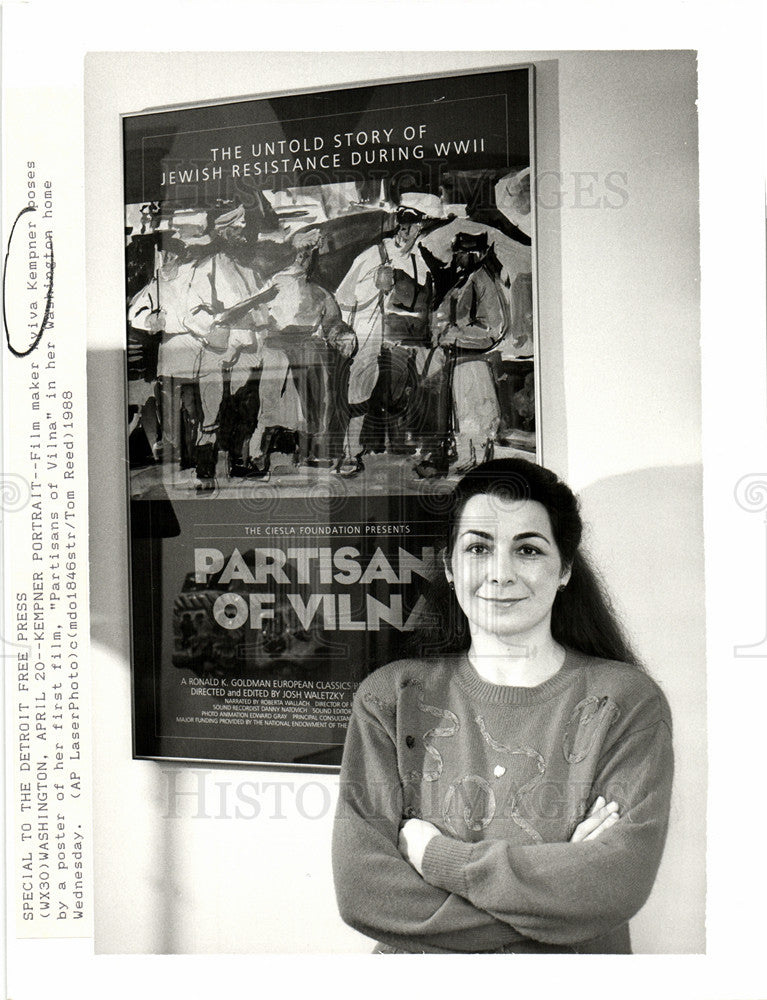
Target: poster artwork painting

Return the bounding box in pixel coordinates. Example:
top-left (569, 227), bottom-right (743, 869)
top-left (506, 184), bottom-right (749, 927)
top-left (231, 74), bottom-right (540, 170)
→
top-left (123, 67), bottom-right (536, 766)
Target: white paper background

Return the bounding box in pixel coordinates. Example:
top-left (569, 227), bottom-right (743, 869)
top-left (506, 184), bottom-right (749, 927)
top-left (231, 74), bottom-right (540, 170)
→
top-left (2, 0), bottom-right (766, 997)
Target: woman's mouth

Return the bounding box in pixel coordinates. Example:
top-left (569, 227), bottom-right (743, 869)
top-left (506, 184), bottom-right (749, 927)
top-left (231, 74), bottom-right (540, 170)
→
top-left (479, 595), bottom-right (527, 605)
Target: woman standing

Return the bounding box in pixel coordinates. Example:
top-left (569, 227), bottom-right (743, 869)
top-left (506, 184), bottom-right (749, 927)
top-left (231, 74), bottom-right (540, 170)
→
top-left (332, 458), bottom-right (673, 953)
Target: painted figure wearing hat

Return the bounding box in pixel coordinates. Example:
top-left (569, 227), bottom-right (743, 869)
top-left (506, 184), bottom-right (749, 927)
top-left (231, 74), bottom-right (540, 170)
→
top-left (334, 192), bottom-right (443, 476)
top-left (415, 229), bottom-right (509, 478)
top-left (127, 227), bottom-right (210, 470)
top-left (183, 204), bottom-right (263, 485)
top-left (130, 202), bottom-right (300, 487)
top-left (226, 228), bottom-right (356, 478)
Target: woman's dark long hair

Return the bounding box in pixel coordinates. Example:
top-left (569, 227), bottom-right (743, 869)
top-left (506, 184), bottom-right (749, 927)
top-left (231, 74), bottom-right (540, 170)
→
top-left (414, 458), bottom-right (642, 667)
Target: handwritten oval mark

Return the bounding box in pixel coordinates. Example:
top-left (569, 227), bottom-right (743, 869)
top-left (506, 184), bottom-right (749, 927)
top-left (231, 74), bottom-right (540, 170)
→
top-left (3, 205), bottom-right (55, 358)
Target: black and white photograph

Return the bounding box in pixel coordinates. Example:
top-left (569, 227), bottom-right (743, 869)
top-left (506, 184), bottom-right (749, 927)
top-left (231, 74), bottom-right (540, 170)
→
top-left (1, 3), bottom-right (765, 997)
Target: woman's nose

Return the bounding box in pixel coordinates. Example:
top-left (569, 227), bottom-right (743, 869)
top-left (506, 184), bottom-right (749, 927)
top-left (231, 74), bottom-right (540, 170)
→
top-left (490, 551), bottom-right (517, 584)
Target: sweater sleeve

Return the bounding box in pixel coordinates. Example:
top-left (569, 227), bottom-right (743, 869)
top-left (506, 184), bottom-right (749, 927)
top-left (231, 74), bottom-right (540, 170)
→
top-left (420, 691), bottom-right (674, 946)
top-left (332, 687), bottom-right (526, 953)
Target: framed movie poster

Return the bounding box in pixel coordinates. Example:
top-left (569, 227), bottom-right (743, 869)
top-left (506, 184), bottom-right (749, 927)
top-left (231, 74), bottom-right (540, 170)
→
top-left (123, 66), bottom-right (538, 767)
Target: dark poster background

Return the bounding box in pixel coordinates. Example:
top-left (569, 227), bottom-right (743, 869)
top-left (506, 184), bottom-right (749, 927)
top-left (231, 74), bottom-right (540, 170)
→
top-left (124, 69), bottom-right (530, 205)
top-left (125, 67), bottom-right (534, 766)
top-left (131, 494), bottom-right (452, 765)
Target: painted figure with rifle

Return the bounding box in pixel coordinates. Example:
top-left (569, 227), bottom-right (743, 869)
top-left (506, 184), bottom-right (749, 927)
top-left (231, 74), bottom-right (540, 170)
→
top-left (334, 192), bottom-right (444, 477)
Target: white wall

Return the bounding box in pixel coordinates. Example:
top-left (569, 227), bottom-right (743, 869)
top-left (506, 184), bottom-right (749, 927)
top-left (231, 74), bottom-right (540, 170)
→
top-left (86, 50), bottom-right (704, 954)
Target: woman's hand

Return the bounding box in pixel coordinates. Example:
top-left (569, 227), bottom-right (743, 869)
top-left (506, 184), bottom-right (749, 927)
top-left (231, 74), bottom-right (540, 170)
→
top-left (398, 818), bottom-right (442, 876)
top-left (399, 797), bottom-right (619, 873)
top-left (570, 795), bottom-right (621, 843)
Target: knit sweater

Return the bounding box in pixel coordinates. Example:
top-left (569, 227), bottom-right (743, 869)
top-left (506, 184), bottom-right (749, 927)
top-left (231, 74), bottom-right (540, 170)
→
top-left (332, 649), bottom-right (673, 954)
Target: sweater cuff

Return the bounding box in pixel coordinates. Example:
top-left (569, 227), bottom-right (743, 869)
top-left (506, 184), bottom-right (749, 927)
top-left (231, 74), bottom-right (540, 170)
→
top-left (421, 835), bottom-right (474, 897)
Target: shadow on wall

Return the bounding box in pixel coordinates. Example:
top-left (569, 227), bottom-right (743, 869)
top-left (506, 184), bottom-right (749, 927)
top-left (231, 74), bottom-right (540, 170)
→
top-left (579, 464), bottom-right (706, 954)
top-left (88, 348), bottom-right (133, 660)
top-left (88, 347), bottom-right (179, 953)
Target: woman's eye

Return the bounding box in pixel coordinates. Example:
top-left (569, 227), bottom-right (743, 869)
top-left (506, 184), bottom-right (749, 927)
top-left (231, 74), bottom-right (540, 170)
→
top-left (518, 545), bottom-right (542, 557)
top-left (466, 543), bottom-right (489, 555)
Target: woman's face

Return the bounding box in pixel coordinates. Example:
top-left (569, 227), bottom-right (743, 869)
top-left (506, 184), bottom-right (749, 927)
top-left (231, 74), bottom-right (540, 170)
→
top-left (446, 494), bottom-right (571, 646)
